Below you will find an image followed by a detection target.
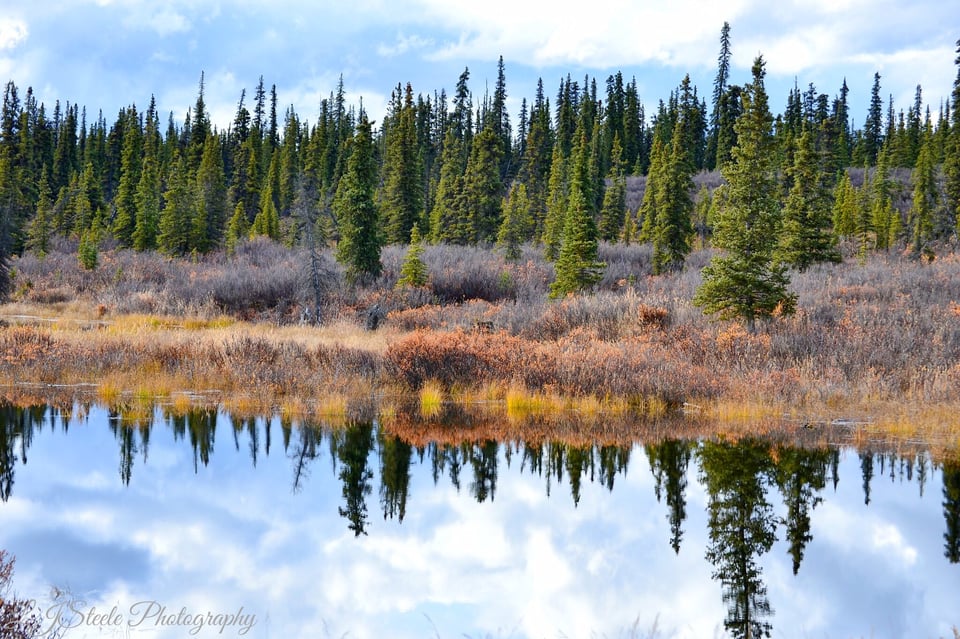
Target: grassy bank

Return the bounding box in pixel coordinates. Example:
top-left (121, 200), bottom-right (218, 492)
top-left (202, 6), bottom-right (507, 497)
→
top-left (3, 240), bottom-right (960, 450)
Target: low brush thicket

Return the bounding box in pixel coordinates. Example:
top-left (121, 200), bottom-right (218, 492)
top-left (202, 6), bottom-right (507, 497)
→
top-left (5, 238), bottom-right (960, 415)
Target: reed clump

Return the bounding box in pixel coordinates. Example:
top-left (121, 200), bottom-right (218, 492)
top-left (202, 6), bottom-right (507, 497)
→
top-left (419, 380), bottom-right (445, 419)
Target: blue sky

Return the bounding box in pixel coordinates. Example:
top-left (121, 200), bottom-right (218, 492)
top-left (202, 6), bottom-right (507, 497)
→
top-left (1, 0), bottom-right (958, 135)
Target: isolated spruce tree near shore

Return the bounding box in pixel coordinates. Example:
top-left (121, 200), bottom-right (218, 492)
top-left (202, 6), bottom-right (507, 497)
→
top-left (694, 57), bottom-right (796, 328)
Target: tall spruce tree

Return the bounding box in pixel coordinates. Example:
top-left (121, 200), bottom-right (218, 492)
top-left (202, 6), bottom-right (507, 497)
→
top-left (334, 111), bottom-right (382, 283)
top-left (651, 113), bottom-right (695, 274)
top-left (944, 39), bottom-right (960, 234)
top-left (491, 56), bottom-right (513, 180)
top-left (192, 134), bottom-right (227, 252)
top-left (133, 99), bottom-right (161, 251)
top-left (112, 105), bottom-right (141, 246)
top-left (428, 126), bottom-right (467, 243)
top-left (157, 152), bottom-right (193, 256)
top-left (871, 141), bottom-right (900, 249)
top-left (542, 143), bottom-right (569, 259)
top-left (638, 131), bottom-right (667, 243)
top-left (251, 153), bottom-right (281, 240)
top-left (694, 57), bottom-right (796, 328)
top-left (462, 124), bottom-right (504, 243)
top-left (382, 83), bottom-right (424, 244)
top-left (550, 129), bottom-right (604, 298)
top-left (908, 119), bottom-right (938, 258)
top-left (862, 73), bottom-right (884, 165)
top-left (775, 125), bottom-right (841, 270)
top-left (598, 134), bottom-right (627, 242)
top-left (518, 78), bottom-right (553, 238)
top-left (707, 22), bottom-right (733, 171)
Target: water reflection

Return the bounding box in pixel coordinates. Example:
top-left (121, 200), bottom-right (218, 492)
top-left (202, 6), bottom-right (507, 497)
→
top-left (646, 439), bottom-right (693, 554)
top-left (945, 460), bottom-right (960, 563)
top-left (700, 440), bottom-right (777, 638)
top-left (334, 422), bottom-right (375, 536)
top-left (1, 401), bottom-right (958, 638)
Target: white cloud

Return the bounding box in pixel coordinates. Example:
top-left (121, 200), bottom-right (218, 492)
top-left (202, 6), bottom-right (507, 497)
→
top-left (871, 523), bottom-right (918, 565)
top-left (0, 18), bottom-right (28, 50)
top-left (415, 0), bottom-right (745, 70)
top-left (377, 33), bottom-right (433, 58)
top-left (126, 7), bottom-right (191, 36)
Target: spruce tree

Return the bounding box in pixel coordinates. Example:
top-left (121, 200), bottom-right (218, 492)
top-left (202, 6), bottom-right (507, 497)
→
top-left (0, 154), bottom-right (21, 300)
top-left (651, 115), bottom-right (695, 274)
top-left (334, 111), bottom-right (382, 283)
top-left (491, 56), bottom-right (513, 180)
top-left (225, 202), bottom-right (249, 254)
top-left (158, 152), bottom-right (193, 256)
top-left (112, 105), bottom-right (141, 246)
top-left (542, 143), bottom-right (569, 259)
top-left (462, 124), bottom-right (503, 244)
top-left (598, 135), bottom-right (627, 242)
top-left (944, 39), bottom-right (960, 235)
top-left (862, 73), bottom-right (884, 165)
top-left (497, 182), bottom-right (531, 260)
top-left (133, 103), bottom-right (161, 251)
top-left (250, 178), bottom-right (280, 240)
top-left (637, 129), bottom-right (665, 242)
top-left (550, 130), bottom-right (604, 298)
top-left (193, 134), bottom-right (226, 252)
top-left (854, 165), bottom-right (874, 261)
top-left (428, 127), bottom-right (466, 243)
top-left (518, 78), bottom-right (554, 237)
top-left (77, 226), bottom-right (99, 270)
top-left (382, 83), bottom-right (424, 244)
top-left (396, 223), bottom-right (428, 288)
top-left (707, 22), bottom-right (732, 171)
top-left (775, 126), bottom-right (841, 270)
top-left (26, 172), bottom-right (53, 256)
top-left (71, 161), bottom-right (98, 237)
top-left (908, 121), bottom-right (937, 258)
top-left (831, 172), bottom-right (858, 239)
top-left (278, 107), bottom-right (301, 217)
top-left (871, 142), bottom-right (899, 249)
top-left (694, 57), bottom-right (796, 328)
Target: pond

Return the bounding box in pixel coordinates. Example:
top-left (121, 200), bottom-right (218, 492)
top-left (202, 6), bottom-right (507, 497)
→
top-left (1, 401), bottom-right (958, 638)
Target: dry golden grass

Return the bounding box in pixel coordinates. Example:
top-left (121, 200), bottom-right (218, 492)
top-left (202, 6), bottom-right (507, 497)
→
top-left (419, 380), bottom-right (445, 419)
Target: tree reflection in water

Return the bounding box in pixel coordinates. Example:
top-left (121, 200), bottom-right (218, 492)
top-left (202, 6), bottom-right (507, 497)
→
top-left (699, 439), bottom-right (777, 639)
top-left (0, 400), bottom-right (956, 634)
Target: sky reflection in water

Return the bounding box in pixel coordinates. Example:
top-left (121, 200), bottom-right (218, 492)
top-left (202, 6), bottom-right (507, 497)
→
top-left (0, 403), bottom-right (958, 639)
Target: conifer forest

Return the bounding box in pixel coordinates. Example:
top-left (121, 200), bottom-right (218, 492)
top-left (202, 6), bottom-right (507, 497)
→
top-left (0, 23), bottom-right (958, 309)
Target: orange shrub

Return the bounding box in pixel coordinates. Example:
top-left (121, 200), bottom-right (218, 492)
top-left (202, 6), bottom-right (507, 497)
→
top-left (385, 329), bottom-right (525, 389)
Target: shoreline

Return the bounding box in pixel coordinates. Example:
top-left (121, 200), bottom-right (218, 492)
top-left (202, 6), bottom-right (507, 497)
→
top-left (2, 310), bottom-right (958, 459)
top-left (4, 244), bottom-right (960, 457)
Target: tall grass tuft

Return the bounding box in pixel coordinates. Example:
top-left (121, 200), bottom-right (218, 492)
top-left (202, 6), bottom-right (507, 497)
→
top-left (419, 380), bottom-right (444, 418)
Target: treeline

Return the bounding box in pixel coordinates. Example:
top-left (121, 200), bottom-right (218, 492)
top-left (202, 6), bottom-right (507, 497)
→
top-left (0, 24), bottom-right (959, 299)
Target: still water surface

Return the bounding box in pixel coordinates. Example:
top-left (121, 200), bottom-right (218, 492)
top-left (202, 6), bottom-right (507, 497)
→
top-left (1, 402), bottom-right (958, 638)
